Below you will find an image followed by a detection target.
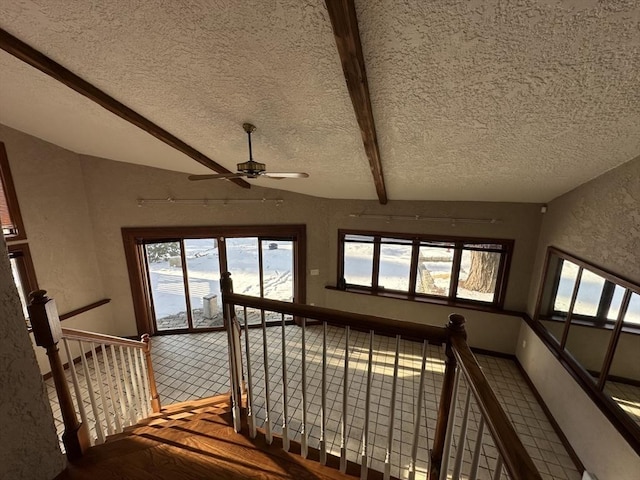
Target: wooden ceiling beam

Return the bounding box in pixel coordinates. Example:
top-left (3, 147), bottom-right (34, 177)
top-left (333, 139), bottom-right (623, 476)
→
top-left (0, 29), bottom-right (251, 189)
top-left (325, 0), bottom-right (388, 204)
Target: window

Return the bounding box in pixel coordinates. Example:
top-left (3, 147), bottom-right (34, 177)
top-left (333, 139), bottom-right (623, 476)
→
top-left (0, 142), bottom-right (26, 240)
top-left (338, 230), bottom-right (513, 307)
top-left (123, 225), bottom-right (306, 335)
top-left (7, 243), bottom-right (39, 325)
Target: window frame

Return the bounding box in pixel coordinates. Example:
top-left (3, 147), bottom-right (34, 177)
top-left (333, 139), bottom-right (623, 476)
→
top-left (337, 229), bottom-right (513, 308)
top-left (7, 243), bottom-right (39, 326)
top-left (0, 142), bottom-right (27, 241)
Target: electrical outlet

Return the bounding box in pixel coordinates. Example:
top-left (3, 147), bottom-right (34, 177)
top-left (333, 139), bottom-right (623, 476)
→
top-left (310, 269), bottom-right (320, 276)
top-left (522, 340), bottom-right (527, 349)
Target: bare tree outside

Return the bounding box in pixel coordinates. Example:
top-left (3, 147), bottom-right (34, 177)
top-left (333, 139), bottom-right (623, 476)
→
top-left (461, 251), bottom-right (500, 293)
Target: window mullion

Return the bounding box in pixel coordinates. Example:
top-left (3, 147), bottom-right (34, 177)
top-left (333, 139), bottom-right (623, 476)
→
top-left (450, 243), bottom-right (463, 300)
top-left (560, 267), bottom-right (583, 349)
top-left (179, 239), bottom-right (194, 330)
top-left (372, 237), bottom-right (381, 289)
top-left (408, 239), bottom-right (419, 295)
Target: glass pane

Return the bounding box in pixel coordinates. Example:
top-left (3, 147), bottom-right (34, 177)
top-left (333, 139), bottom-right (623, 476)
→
top-left (416, 245), bottom-right (453, 296)
top-left (573, 269), bottom-right (606, 317)
top-left (378, 241), bottom-right (412, 291)
top-left (607, 285), bottom-right (627, 321)
top-left (261, 240), bottom-right (294, 302)
top-left (226, 237), bottom-right (261, 297)
top-left (605, 328), bottom-right (640, 425)
top-left (553, 260), bottom-right (579, 313)
top-left (564, 323), bottom-right (612, 384)
top-left (9, 257), bottom-right (29, 319)
top-left (343, 241), bottom-right (374, 287)
top-left (184, 238), bottom-right (222, 329)
top-left (624, 292), bottom-right (640, 327)
top-left (457, 250), bottom-right (500, 303)
top-left (145, 241), bottom-right (188, 331)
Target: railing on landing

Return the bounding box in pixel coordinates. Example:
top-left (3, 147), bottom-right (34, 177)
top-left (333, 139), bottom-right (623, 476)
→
top-left (29, 290), bottom-right (160, 460)
top-left (221, 272), bottom-right (542, 480)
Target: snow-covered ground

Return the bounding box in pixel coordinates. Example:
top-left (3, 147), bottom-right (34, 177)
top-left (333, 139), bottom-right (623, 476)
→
top-left (147, 238), bottom-right (293, 323)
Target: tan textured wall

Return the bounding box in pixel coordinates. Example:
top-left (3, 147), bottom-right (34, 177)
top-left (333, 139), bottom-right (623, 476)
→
top-left (78, 152), bottom-right (541, 345)
top-left (0, 235), bottom-right (66, 480)
top-left (528, 154), bottom-right (640, 314)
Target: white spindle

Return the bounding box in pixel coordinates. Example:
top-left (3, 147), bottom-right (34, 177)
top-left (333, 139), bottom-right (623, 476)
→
top-left (360, 330), bottom-right (374, 480)
top-left (90, 342), bottom-right (114, 436)
top-left (225, 305), bottom-right (241, 432)
top-left (452, 387), bottom-right (472, 479)
top-left (261, 309), bottom-right (273, 444)
top-left (409, 340), bottom-right (428, 480)
top-left (383, 335), bottom-right (401, 480)
top-left (101, 344), bottom-right (122, 432)
top-left (439, 366), bottom-right (461, 480)
top-left (62, 339), bottom-right (89, 443)
top-left (119, 346), bottom-right (137, 425)
top-left (110, 345), bottom-right (129, 427)
top-left (493, 455), bottom-right (504, 480)
top-left (126, 347), bottom-right (143, 421)
top-left (132, 346), bottom-right (147, 420)
top-left (469, 416), bottom-right (485, 480)
top-left (300, 317), bottom-right (308, 458)
top-left (280, 312), bottom-right (289, 450)
top-left (319, 321), bottom-right (328, 465)
top-left (340, 325), bottom-right (350, 473)
top-left (79, 340), bottom-right (104, 444)
top-left (244, 307), bottom-right (256, 439)
top-left (138, 348), bottom-right (151, 417)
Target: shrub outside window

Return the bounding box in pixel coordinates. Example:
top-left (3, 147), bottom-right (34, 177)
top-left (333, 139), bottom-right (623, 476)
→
top-left (338, 230), bottom-right (513, 307)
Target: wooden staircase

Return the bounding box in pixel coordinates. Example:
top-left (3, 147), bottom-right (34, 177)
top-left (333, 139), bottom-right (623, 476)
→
top-left (55, 394), bottom-right (385, 480)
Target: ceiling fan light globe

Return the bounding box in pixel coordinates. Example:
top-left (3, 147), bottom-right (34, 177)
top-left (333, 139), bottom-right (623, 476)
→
top-left (236, 160), bottom-right (266, 175)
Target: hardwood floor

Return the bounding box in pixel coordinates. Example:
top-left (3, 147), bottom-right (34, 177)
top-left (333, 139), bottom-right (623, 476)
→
top-left (54, 397), bottom-right (384, 480)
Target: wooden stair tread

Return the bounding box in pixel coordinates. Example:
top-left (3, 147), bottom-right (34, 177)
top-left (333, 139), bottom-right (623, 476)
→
top-left (57, 407), bottom-right (369, 480)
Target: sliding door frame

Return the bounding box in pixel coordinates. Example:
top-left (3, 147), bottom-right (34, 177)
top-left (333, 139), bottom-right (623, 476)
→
top-left (122, 225), bottom-right (306, 336)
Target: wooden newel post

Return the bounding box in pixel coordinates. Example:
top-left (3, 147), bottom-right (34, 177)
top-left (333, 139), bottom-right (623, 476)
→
top-left (28, 290), bottom-right (90, 460)
top-left (141, 334), bottom-right (161, 413)
top-left (429, 313), bottom-right (466, 480)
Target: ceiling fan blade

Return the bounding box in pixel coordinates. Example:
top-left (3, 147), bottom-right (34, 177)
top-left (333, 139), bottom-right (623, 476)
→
top-left (188, 173), bottom-right (246, 181)
top-left (261, 172), bottom-right (309, 178)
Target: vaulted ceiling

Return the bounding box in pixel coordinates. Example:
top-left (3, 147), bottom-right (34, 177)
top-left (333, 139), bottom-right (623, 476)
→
top-left (1, 1), bottom-right (638, 203)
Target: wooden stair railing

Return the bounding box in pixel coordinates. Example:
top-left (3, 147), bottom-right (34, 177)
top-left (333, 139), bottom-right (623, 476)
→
top-left (221, 272), bottom-right (543, 480)
top-left (28, 290), bottom-right (160, 460)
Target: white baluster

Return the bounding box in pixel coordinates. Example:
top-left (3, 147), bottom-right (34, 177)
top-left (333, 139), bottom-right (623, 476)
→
top-left (138, 348), bottom-right (151, 417)
top-left (132, 347), bottom-right (147, 419)
top-left (126, 347), bottom-right (143, 421)
top-left (300, 317), bottom-right (308, 459)
top-left (244, 307), bottom-right (256, 439)
top-left (119, 346), bottom-right (137, 425)
top-left (340, 325), bottom-right (350, 473)
top-left (319, 321), bottom-right (327, 466)
top-left (439, 367), bottom-right (461, 480)
top-left (261, 309), bottom-right (272, 444)
top-left (360, 330), bottom-right (374, 480)
top-left (493, 455), bottom-right (504, 480)
top-left (110, 345), bottom-right (129, 427)
top-left (79, 340), bottom-right (104, 444)
top-left (280, 312), bottom-right (289, 450)
top-left (409, 340), bottom-right (428, 480)
top-left (225, 304), bottom-right (241, 432)
top-left (452, 387), bottom-right (472, 479)
top-left (383, 335), bottom-right (401, 480)
top-left (90, 342), bottom-right (114, 436)
top-left (101, 344), bottom-right (122, 433)
top-left (62, 339), bottom-right (90, 444)
top-left (469, 416), bottom-right (485, 480)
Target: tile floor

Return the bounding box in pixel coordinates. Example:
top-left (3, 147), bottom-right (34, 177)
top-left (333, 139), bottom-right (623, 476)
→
top-left (46, 325), bottom-right (583, 480)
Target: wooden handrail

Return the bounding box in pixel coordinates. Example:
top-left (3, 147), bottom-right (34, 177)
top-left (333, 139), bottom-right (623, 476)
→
top-left (223, 291), bottom-right (449, 344)
top-left (59, 298), bottom-right (110, 321)
top-left (450, 334), bottom-right (542, 480)
top-left (61, 327), bottom-right (146, 349)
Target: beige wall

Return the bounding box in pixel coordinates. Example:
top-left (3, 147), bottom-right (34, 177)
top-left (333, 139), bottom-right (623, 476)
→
top-left (0, 235), bottom-right (66, 480)
top-left (521, 155), bottom-right (640, 478)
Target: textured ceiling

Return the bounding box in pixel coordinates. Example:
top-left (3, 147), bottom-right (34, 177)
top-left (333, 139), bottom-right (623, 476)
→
top-left (0, 0), bottom-right (639, 202)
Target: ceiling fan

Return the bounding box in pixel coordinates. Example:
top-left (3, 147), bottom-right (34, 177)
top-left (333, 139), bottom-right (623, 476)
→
top-left (188, 123), bottom-right (309, 181)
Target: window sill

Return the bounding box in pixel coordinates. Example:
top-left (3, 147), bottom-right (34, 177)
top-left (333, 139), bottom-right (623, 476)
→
top-left (540, 315), bottom-right (640, 336)
top-left (325, 285), bottom-right (517, 316)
